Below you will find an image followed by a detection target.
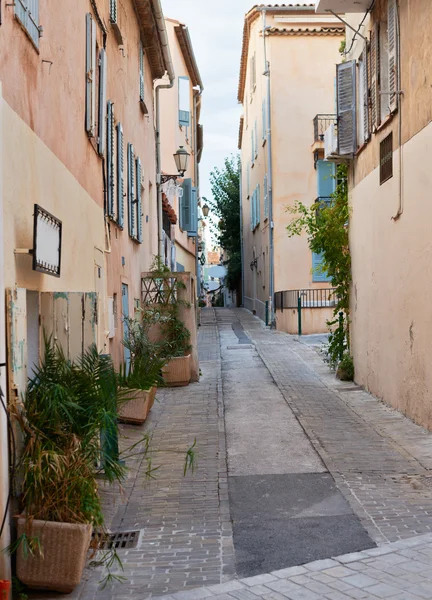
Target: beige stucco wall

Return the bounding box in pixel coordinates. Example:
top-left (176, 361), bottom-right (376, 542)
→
top-left (240, 9), bottom-right (343, 326)
top-left (276, 307), bottom-right (334, 335)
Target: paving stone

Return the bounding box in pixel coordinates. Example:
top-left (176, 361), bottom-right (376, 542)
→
top-left (343, 574), bottom-right (380, 588)
top-left (241, 574), bottom-right (278, 587)
top-left (271, 566), bottom-right (308, 579)
top-left (306, 559), bottom-right (340, 571)
top-left (364, 582), bottom-right (402, 598)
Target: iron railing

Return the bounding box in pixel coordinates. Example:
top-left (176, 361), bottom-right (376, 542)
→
top-left (313, 114), bottom-right (337, 143)
top-left (274, 288), bottom-right (337, 311)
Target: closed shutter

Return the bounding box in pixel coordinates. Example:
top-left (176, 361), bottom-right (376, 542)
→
top-left (252, 188), bottom-right (256, 230)
top-left (312, 252), bottom-right (331, 283)
top-left (264, 174), bottom-right (269, 219)
top-left (188, 187), bottom-right (197, 237)
top-left (139, 41), bottom-right (145, 103)
top-left (117, 123), bottom-right (125, 228)
top-left (107, 101), bottom-right (115, 218)
top-left (337, 60), bottom-right (357, 156)
top-left (127, 143), bottom-right (135, 238)
top-left (98, 49), bottom-right (107, 156)
top-left (85, 13), bottom-right (96, 136)
top-left (317, 160), bottom-right (336, 198)
top-left (256, 184), bottom-right (260, 225)
top-left (361, 49), bottom-right (370, 143)
top-left (136, 158), bottom-right (143, 243)
top-left (180, 178), bottom-right (192, 231)
top-left (250, 193), bottom-right (253, 231)
top-left (370, 23), bottom-right (380, 130)
top-left (388, 0), bottom-right (398, 113)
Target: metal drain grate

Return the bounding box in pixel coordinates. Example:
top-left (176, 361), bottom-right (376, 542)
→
top-left (93, 530), bottom-right (140, 550)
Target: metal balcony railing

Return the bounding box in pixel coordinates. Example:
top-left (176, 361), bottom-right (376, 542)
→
top-left (313, 114), bottom-right (337, 143)
top-left (274, 288), bottom-right (337, 311)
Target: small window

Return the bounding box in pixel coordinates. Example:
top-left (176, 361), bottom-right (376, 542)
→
top-left (380, 132), bottom-right (393, 185)
top-left (179, 76), bottom-right (190, 126)
top-left (15, 0), bottom-right (40, 48)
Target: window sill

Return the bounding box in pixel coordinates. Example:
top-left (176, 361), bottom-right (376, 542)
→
top-left (355, 141), bottom-right (369, 157)
top-left (374, 111), bottom-right (396, 135)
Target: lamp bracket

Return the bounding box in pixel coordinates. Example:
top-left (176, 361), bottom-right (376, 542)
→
top-left (160, 174), bottom-right (180, 185)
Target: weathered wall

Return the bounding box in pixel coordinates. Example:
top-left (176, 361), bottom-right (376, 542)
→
top-left (350, 121), bottom-right (432, 430)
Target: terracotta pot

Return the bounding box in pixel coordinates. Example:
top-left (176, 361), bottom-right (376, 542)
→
top-left (0, 580), bottom-right (10, 600)
top-left (16, 518), bottom-right (92, 593)
top-left (118, 388), bottom-right (151, 424)
top-left (162, 355), bottom-right (191, 387)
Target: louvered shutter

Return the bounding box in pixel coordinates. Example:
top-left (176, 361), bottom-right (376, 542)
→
top-left (312, 252), bottom-right (330, 282)
top-left (337, 61), bottom-right (357, 156)
top-left (139, 42), bottom-right (145, 103)
top-left (252, 188), bottom-right (256, 230)
top-left (15, 0), bottom-right (40, 48)
top-left (98, 49), bottom-right (107, 156)
top-left (256, 184), bottom-right (260, 225)
top-left (127, 143), bottom-right (135, 238)
top-left (250, 195), bottom-right (253, 231)
top-left (370, 23), bottom-right (380, 131)
top-left (264, 174), bottom-right (269, 219)
top-left (85, 13), bottom-right (94, 135)
top-left (110, 0), bottom-right (117, 23)
top-left (188, 187), bottom-right (197, 237)
top-left (251, 131), bottom-right (254, 163)
top-left (180, 178), bottom-right (192, 231)
top-left (178, 77), bottom-right (190, 126)
top-left (117, 124), bottom-right (125, 228)
top-left (107, 101), bottom-right (115, 218)
top-left (361, 49), bottom-right (370, 143)
top-left (388, 0), bottom-right (398, 113)
top-left (136, 158), bottom-right (143, 243)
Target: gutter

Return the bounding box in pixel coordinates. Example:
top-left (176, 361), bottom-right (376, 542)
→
top-left (153, 0), bottom-right (175, 260)
top-left (176, 25), bottom-right (204, 91)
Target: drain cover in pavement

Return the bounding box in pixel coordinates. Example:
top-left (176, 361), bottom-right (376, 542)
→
top-left (93, 530), bottom-right (140, 550)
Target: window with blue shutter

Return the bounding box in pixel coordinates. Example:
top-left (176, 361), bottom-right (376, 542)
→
top-left (139, 41), bottom-right (145, 104)
top-left (256, 184), bottom-right (260, 226)
top-left (264, 174), bottom-right (269, 219)
top-left (180, 178), bottom-right (192, 231)
top-left (178, 76), bottom-right (190, 126)
top-left (136, 158), bottom-right (143, 243)
top-left (312, 160), bottom-right (335, 282)
top-left (98, 49), bottom-right (107, 156)
top-left (127, 143), bottom-right (135, 238)
top-left (85, 13), bottom-right (97, 137)
top-left (15, 0), bottom-right (40, 47)
top-left (106, 101), bottom-right (115, 218)
top-left (116, 123), bottom-right (125, 228)
top-left (188, 187), bottom-right (198, 237)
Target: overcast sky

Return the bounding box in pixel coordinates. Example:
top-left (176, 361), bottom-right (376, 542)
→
top-left (161, 0), bottom-right (255, 202)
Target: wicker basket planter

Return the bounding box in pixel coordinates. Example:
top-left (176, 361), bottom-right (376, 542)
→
top-left (162, 355), bottom-right (191, 387)
top-left (149, 386), bottom-right (157, 409)
top-left (118, 388), bottom-right (151, 424)
top-left (16, 518), bottom-right (92, 593)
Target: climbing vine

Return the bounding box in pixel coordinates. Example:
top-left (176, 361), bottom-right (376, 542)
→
top-left (286, 165), bottom-right (353, 373)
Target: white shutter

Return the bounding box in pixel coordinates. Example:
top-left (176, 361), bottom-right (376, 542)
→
top-left (388, 0), bottom-right (398, 113)
top-left (98, 49), bottom-right (107, 156)
top-left (337, 61), bottom-right (357, 156)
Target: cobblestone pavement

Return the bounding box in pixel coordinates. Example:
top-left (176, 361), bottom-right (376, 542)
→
top-left (156, 533), bottom-right (432, 600)
top-left (234, 309), bottom-right (432, 547)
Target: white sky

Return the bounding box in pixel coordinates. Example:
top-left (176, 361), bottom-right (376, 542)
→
top-left (161, 0), bottom-right (255, 202)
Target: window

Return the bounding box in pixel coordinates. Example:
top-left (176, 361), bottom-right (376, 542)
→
top-left (136, 158), bottom-right (143, 243)
top-left (178, 76), bottom-right (190, 126)
top-left (139, 41), bottom-right (146, 108)
top-left (15, 0), bottom-right (40, 47)
top-left (313, 160), bottom-right (335, 282)
top-left (380, 132), bottom-right (393, 185)
top-left (180, 178), bottom-right (197, 236)
top-left (116, 123), bottom-right (125, 228)
top-left (127, 143), bottom-right (136, 238)
top-left (98, 49), bottom-right (107, 156)
top-left (107, 101), bottom-right (116, 218)
top-left (85, 13), bottom-right (97, 137)
top-left (251, 129), bottom-right (254, 164)
top-left (263, 174), bottom-right (269, 219)
top-left (254, 121), bottom-right (258, 158)
top-left (336, 61), bottom-right (356, 156)
top-left (251, 185), bottom-right (260, 231)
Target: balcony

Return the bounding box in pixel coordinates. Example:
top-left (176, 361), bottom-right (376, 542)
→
top-left (315, 0), bottom-right (371, 13)
top-left (313, 114), bottom-right (337, 144)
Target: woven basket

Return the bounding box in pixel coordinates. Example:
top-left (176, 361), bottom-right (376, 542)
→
top-left (162, 355), bottom-right (191, 387)
top-left (118, 388), bottom-right (151, 424)
top-left (16, 518), bottom-right (92, 593)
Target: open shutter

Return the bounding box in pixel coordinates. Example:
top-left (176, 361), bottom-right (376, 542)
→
top-left (337, 60), bottom-right (357, 156)
top-left (256, 185), bottom-right (260, 226)
top-left (136, 157), bottom-right (143, 243)
top-left (388, 0), bottom-right (398, 113)
top-left (361, 49), bottom-right (370, 143)
top-left (180, 178), bottom-right (192, 231)
top-left (98, 49), bottom-right (107, 156)
top-left (139, 41), bottom-right (145, 103)
top-left (85, 13), bottom-right (96, 135)
top-left (15, 0), bottom-right (40, 48)
top-left (370, 23), bottom-right (380, 131)
top-left (106, 101), bottom-right (115, 217)
top-left (117, 123), bottom-right (125, 228)
top-left (188, 187), bottom-right (197, 237)
top-left (317, 160), bottom-right (336, 198)
top-left (250, 194), bottom-right (253, 231)
top-left (127, 143), bottom-right (135, 238)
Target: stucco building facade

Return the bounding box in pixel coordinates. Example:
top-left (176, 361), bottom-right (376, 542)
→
top-left (238, 4), bottom-right (344, 331)
top-left (316, 0), bottom-right (432, 429)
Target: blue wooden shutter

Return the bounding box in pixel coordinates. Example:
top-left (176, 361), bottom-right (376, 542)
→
top-left (107, 101), bottom-right (115, 218)
top-left (317, 160), bottom-right (336, 199)
top-left (127, 143), bottom-right (135, 237)
top-left (180, 178), bottom-right (192, 231)
top-left (252, 188), bottom-right (256, 230)
top-left (98, 49), bottom-right (107, 156)
top-left (188, 187), bottom-right (197, 237)
top-left (117, 123), bottom-right (125, 228)
top-left (139, 42), bottom-right (145, 103)
top-left (312, 252), bottom-right (330, 283)
top-left (179, 76), bottom-right (190, 126)
top-left (136, 157), bottom-right (143, 243)
top-left (250, 195), bottom-right (253, 231)
top-left (15, 0), bottom-right (40, 48)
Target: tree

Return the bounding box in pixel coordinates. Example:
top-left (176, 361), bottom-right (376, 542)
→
top-left (205, 155), bottom-right (241, 292)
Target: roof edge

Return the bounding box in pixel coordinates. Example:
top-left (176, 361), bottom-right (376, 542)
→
top-left (175, 24), bottom-right (204, 91)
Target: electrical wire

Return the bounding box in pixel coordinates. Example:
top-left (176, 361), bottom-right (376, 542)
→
top-left (344, 1), bottom-right (375, 56)
top-left (0, 383), bottom-right (16, 540)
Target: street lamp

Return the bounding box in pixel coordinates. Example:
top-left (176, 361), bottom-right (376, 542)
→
top-left (173, 146), bottom-right (190, 177)
top-left (202, 203), bottom-right (209, 217)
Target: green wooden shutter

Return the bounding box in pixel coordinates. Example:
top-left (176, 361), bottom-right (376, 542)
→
top-left (180, 178), bottom-right (192, 231)
top-left (127, 143), bottom-right (135, 238)
top-left (107, 101), bottom-right (115, 218)
top-left (117, 123), bottom-right (125, 228)
top-left (136, 157), bottom-right (143, 243)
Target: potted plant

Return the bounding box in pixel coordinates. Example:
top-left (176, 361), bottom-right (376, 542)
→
top-left (9, 339), bottom-right (126, 593)
top-left (161, 311), bottom-right (192, 387)
top-left (0, 580), bottom-right (11, 600)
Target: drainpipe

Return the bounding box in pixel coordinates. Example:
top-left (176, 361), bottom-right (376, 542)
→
top-left (153, 0), bottom-right (175, 260)
top-left (193, 89), bottom-right (202, 300)
top-left (259, 9), bottom-right (275, 326)
top-left (240, 160), bottom-right (244, 306)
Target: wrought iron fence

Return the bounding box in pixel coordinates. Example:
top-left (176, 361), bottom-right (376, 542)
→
top-left (274, 288), bottom-right (337, 311)
top-left (313, 114), bottom-right (337, 143)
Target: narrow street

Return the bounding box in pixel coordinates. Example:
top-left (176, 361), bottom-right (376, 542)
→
top-left (56, 307), bottom-right (432, 600)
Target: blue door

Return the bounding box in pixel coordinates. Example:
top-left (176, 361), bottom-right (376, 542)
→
top-left (122, 283), bottom-right (130, 372)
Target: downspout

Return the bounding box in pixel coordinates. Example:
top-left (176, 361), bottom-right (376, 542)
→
top-left (193, 89), bottom-right (202, 300)
top-left (240, 160), bottom-right (244, 306)
top-left (259, 9), bottom-right (275, 326)
top-left (153, 0), bottom-right (175, 260)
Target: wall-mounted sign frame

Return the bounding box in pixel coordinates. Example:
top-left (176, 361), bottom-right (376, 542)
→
top-left (32, 204), bottom-right (62, 277)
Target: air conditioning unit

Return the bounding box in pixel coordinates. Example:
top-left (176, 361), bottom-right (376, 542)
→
top-left (324, 123), bottom-right (341, 162)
